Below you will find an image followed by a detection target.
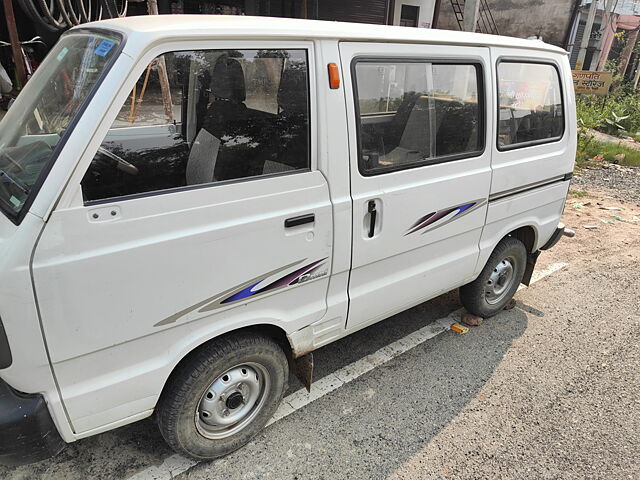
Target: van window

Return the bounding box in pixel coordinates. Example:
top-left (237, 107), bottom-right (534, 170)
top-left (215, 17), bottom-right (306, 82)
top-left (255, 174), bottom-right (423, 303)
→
top-left (0, 32), bottom-right (120, 221)
top-left (81, 49), bottom-right (310, 203)
top-left (497, 62), bottom-right (564, 149)
top-left (354, 61), bottom-right (482, 175)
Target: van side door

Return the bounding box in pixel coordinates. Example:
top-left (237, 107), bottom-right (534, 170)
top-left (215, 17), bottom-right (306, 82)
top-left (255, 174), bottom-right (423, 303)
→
top-left (31, 43), bottom-right (333, 434)
top-left (340, 43), bottom-right (492, 330)
top-left (479, 48), bottom-right (574, 260)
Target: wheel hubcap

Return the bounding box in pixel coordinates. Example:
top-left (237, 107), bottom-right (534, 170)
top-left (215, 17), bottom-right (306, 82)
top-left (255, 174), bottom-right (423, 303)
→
top-left (196, 363), bottom-right (270, 439)
top-left (485, 256), bottom-right (516, 305)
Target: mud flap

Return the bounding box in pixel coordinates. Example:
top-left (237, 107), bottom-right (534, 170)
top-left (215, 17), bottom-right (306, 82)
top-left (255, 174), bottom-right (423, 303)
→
top-left (0, 379), bottom-right (65, 466)
top-left (521, 251), bottom-right (540, 286)
top-left (292, 353), bottom-right (314, 392)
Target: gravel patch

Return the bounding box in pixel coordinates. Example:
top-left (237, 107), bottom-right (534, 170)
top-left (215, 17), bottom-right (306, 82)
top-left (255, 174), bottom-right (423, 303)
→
top-left (572, 163), bottom-right (640, 205)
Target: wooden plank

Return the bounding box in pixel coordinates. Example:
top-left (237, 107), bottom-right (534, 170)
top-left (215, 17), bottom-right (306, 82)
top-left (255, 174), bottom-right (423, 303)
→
top-left (2, 0), bottom-right (27, 89)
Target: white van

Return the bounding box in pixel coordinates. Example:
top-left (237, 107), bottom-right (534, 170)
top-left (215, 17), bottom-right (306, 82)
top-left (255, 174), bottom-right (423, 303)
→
top-left (0, 15), bottom-right (575, 465)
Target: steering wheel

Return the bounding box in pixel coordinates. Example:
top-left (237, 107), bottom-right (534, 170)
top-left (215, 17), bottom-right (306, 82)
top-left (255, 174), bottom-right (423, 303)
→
top-left (97, 146), bottom-right (139, 175)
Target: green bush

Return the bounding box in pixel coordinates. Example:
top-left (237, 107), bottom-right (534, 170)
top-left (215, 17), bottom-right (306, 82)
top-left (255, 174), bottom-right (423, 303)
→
top-left (576, 87), bottom-right (640, 137)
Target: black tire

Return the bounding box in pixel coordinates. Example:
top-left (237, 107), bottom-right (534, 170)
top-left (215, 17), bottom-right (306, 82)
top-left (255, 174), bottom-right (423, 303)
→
top-left (460, 236), bottom-right (527, 318)
top-left (156, 333), bottom-right (288, 461)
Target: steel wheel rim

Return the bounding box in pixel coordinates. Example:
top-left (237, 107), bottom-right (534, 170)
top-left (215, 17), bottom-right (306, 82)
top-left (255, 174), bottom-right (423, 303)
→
top-left (485, 255), bottom-right (516, 305)
top-left (195, 362), bottom-right (270, 440)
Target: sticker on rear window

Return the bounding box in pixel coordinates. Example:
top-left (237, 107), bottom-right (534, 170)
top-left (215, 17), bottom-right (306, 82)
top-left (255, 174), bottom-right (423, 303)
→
top-left (56, 47), bottom-right (69, 62)
top-left (94, 40), bottom-right (116, 57)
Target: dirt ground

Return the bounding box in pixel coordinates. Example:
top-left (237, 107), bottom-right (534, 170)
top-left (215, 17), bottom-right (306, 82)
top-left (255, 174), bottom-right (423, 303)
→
top-left (564, 185), bottom-right (640, 244)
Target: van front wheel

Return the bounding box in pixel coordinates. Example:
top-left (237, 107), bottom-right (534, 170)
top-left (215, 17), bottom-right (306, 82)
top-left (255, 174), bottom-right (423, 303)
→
top-left (156, 333), bottom-right (288, 460)
top-left (460, 236), bottom-right (527, 318)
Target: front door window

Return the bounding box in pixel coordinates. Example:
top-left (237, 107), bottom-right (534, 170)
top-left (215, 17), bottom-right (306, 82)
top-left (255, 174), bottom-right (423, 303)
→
top-left (82, 48), bottom-right (310, 203)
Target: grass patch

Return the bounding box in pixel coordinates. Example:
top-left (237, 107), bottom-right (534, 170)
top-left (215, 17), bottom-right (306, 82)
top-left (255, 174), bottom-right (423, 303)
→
top-left (576, 139), bottom-right (640, 168)
top-left (568, 189), bottom-right (589, 198)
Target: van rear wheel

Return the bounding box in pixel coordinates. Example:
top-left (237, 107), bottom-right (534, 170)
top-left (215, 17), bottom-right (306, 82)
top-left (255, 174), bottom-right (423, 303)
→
top-left (156, 333), bottom-right (288, 460)
top-left (460, 236), bottom-right (527, 318)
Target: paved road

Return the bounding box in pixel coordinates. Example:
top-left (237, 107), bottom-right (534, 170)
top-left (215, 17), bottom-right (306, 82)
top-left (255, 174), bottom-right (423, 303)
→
top-left (3, 192), bottom-right (639, 480)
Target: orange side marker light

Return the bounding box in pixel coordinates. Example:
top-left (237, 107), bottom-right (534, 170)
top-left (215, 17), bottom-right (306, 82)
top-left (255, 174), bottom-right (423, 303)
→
top-left (328, 63), bottom-right (340, 89)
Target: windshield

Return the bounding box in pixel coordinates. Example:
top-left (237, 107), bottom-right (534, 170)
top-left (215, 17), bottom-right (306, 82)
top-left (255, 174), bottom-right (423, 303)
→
top-left (0, 31), bottom-right (121, 222)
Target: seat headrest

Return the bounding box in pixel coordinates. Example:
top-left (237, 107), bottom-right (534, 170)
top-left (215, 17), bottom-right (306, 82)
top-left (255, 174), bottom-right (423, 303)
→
top-left (211, 56), bottom-right (246, 102)
top-left (277, 64), bottom-right (308, 114)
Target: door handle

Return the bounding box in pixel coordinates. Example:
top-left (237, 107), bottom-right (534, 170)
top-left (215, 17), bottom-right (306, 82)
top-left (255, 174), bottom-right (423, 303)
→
top-left (285, 213), bottom-right (315, 228)
top-left (367, 200), bottom-right (377, 238)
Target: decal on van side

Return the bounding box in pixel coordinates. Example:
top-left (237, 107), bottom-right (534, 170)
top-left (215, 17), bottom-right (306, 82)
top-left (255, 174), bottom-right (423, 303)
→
top-left (154, 258), bottom-right (328, 327)
top-left (405, 199), bottom-right (486, 236)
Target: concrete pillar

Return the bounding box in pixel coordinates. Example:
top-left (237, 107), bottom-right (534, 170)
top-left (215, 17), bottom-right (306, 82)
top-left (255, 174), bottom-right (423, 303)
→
top-left (463, 0), bottom-right (480, 32)
top-left (576, 0), bottom-right (598, 71)
top-left (618, 28), bottom-right (640, 79)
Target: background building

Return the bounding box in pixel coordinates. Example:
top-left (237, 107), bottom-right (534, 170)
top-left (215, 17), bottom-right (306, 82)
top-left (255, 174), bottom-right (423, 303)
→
top-left (435, 0), bottom-right (576, 46)
top-left (566, 0), bottom-right (640, 76)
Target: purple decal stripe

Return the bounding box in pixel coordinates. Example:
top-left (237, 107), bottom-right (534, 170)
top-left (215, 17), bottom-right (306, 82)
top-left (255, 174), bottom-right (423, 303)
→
top-left (406, 201), bottom-right (478, 235)
top-left (405, 212), bottom-right (436, 236)
top-left (221, 258), bottom-right (328, 304)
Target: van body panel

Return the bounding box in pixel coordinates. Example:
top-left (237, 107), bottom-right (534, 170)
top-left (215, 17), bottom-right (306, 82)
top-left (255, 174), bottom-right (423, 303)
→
top-left (0, 213), bottom-right (51, 391)
top-left (88, 15), bottom-right (567, 56)
top-left (33, 170), bottom-right (333, 432)
top-left (0, 213), bottom-right (76, 442)
top-left (310, 39), bottom-right (352, 337)
top-left (475, 180), bottom-right (570, 279)
top-left (339, 42), bottom-right (493, 330)
top-left (25, 38), bottom-right (333, 433)
top-left (489, 48), bottom-right (576, 204)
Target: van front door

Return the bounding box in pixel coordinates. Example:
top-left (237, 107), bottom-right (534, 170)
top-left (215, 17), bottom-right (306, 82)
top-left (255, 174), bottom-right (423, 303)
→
top-left (340, 42), bottom-right (492, 329)
top-left (31, 45), bottom-right (333, 433)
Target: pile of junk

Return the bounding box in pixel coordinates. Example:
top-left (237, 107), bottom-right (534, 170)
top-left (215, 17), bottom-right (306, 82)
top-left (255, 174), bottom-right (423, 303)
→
top-left (0, 0), bottom-right (127, 111)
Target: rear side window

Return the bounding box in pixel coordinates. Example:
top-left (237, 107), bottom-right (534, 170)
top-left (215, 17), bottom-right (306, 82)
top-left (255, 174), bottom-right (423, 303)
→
top-left (81, 48), bottom-right (310, 203)
top-left (354, 60), bottom-right (483, 175)
top-left (497, 62), bottom-right (564, 149)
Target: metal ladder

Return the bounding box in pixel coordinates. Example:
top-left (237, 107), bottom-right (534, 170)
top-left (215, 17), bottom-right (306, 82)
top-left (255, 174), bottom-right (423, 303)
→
top-left (448, 0), bottom-right (499, 35)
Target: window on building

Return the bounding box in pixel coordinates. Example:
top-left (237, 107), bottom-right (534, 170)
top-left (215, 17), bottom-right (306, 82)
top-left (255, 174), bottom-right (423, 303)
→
top-left (82, 48), bottom-right (310, 203)
top-left (497, 62), bottom-right (564, 149)
top-left (354, 61), bottom-right (483, 175)
top-left (399, 5), bottom-right (420, 27)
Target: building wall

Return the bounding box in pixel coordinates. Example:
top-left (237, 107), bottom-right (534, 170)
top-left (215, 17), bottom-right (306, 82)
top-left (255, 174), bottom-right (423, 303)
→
top-left (318, 0), bottom-right (436, 27)
top-left (436, 0), bottom-right (575, 47)
top-left (392, 0), bottom-right (437, 27)
top-left (318, 0), bottom-right (390, 24)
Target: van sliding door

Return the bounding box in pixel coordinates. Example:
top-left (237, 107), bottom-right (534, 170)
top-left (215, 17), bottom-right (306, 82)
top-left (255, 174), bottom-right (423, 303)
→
top-left (340, 42), bottom-right (493, 330)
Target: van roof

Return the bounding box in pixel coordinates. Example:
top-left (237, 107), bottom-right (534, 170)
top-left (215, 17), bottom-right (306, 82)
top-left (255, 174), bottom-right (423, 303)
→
top-left (77, 15), bottom-right (568, 55)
